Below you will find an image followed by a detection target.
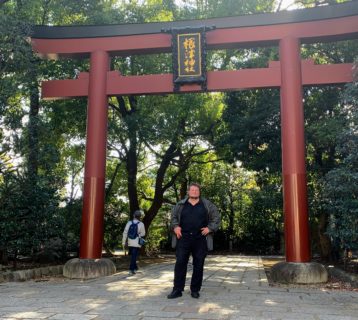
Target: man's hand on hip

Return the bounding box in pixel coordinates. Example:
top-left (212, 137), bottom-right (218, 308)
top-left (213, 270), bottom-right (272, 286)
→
top-left (174, 226), bottom-right (182, 239)
top-left (201, 227), bottom-right (210, 236)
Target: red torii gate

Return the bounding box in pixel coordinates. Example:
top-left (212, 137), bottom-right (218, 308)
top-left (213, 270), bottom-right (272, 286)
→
top-left (31, 2), bottom-right (358, 281)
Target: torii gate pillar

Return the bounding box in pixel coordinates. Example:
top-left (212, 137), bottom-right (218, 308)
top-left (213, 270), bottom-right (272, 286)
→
top-left (63, 51), bottom-right (116, 279)
top-left (271, 37), bottom-right (327, 283)
top-left (280, 37), bottom-right (310, 262)
top-left (80, 50), bottom-right (109, 259)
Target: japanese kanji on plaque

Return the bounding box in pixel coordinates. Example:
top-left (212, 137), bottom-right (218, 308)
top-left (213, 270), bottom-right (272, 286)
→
top-left (178, 33), bottom-right (201, 77)
top-left (171, 28), bottom-right (207, 90)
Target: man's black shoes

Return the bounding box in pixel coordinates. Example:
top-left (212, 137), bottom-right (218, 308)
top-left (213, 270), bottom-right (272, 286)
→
top-left (167, 290), bottom-right (200, 299)
top-left (167, 290), bottom-right (182, 299)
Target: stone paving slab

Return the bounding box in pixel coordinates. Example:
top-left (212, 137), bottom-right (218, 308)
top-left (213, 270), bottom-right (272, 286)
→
top-left (0, 255), bottom-right (357, 320)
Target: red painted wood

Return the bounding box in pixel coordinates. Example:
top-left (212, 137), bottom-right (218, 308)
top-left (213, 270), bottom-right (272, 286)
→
top-left (280, 37), bottom-right (310, 263)
top-left (32, 34), bottom-right (172, 57)
top-left (206, 16), bottom-right (358, 49)
top-left (301, 60), bottom-right (354, 86)
top-left (32, 16), bottom-right (358, 57)
top-left (41, 62), bottom-right (353, 99)
top-left (79, 51), bottom-right (109, 259)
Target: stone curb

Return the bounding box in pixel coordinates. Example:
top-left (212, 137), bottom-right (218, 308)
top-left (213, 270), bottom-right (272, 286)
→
top-left (0, 265), bottom-right (63, 282)
top-left (0, 255), bottom-right (130, 283)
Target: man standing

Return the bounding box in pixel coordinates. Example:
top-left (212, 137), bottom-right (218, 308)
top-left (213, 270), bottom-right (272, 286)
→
top-left (167, 183), bottom-right (220, 299)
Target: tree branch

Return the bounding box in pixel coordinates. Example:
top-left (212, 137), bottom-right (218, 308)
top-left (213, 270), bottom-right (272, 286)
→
top-left (128, 96), bottom-right (137, 114)
top-left (276, 0), bottom-right (283, 12)
top-left (139, 191), bottom-right (176, 206)
top-left (137, 162), bottom-right (158, 172)
top-left (191, 158), bottom-right (226, 164)
top-left (191, 147), bottom-right (215, 157)
top-left (41, 0), bottom-right (52, 25)
top-left (114, 96), bottom-right (128, 117)
top-left (105, 161), bottom-right (122, 201)
top-left (108, 142), bottom-right (127, 159)
top-left (108, 102), bottom-right (122, 115)
top-left (142, 139), bottom-right (163, 158)
top-left (163, 166), bottom-right (187, 192)
top-left (163, 150), bottom-right (189, 192)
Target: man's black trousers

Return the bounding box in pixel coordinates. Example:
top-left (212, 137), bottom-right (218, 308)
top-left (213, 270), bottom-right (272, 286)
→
top-left (173, 233), bottom-right (208, 293)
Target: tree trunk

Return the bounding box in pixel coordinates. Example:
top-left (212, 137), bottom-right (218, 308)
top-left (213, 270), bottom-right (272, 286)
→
top-left (0, 247), bottom-right (8, 265)
top-left (114, 95), bottom-right (140, 218)
top-left (318, 211), bottom-right (332, 261)
top-left (228, 190), bottom-right (235, 251)
top-left (142, 142), bottom-right (178, 230)
top-left (28, 82), bottom-right (40, 179)
top-left (126, 131), bottom-right (139, 217)
top-left (105, 162), bottom-right (121, 202)
top-left (179, 179), bottom-right (188, 200)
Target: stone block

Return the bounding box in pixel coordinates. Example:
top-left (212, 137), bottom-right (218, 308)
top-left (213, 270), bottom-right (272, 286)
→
top-left (34, 268), bottom-right (43, 278)
top-left (63, 258), bottom-right (116, 279)
top-left (40, 267), bottom-right (50, 276)
top-left (271, 261), bottom-right (328, 284)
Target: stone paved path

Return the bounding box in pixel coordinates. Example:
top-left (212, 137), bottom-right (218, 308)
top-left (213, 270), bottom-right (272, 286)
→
top-left (0, 255), bottom-right (357, 320)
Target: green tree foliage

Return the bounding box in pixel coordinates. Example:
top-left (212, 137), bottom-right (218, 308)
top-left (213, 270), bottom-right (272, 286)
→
top-left (175, 0), bottom-right (275, 19)
top-left (321, 74), bottom-right (358, 251)
top-left (0, 0), bottom-right (97, 262)
top-left (219, 88), bottom-right (281, 172)
top-left (238, 174), bottom-right (283, 254)
top-left (0, 11), bottom-right (32, 112)
top-left (0, 173), bottom-right (64, 262)
top-left (301, 38), bottom-right (358, 259)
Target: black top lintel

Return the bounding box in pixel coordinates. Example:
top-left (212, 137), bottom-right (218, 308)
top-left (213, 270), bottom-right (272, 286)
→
top-left (32, 2), bottom-right (358, 39)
